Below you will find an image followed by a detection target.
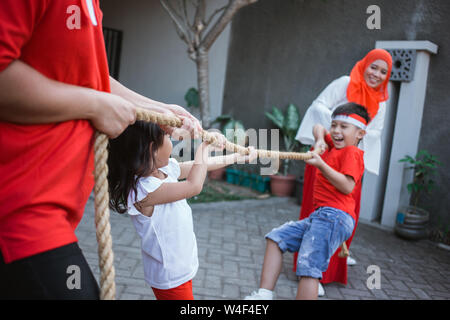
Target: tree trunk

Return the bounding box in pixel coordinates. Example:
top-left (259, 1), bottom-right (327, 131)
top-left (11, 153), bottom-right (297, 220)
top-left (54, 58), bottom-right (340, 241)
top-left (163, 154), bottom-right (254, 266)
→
top-left (196, 48), bottom-right (211, 128)
top-left (160, 0), bottom-right (259, 129)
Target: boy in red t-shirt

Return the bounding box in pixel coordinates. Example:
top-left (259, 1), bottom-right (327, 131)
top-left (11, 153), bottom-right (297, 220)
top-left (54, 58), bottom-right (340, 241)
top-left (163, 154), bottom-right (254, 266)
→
top-left (246, 103), bottom-right (370, 300)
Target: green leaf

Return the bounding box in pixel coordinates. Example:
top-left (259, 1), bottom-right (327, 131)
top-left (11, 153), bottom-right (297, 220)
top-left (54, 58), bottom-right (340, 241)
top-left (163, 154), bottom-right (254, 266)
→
top-left (407, 184), bottom-right (413, 194)
top-left (265, 106), bottom-right (285, 130)
top-left (234, 120), bottom-right (245, 131)
top-left (233, 121), bottom-right (247, 145)
top-left (184, 88), bottom-right (199, 108)
top-left (283, 136), bottom-right (291, 152)
top-left (416, 150), bottom-right (430, 159)
top-left (223, 119), bottom-right (246, 145)
top-left (285, 104), bottom-right (301, 133)
top-left (288, 140), bottom-right (299, 152)
top-left (271, 107), bottom-right (285, 125)
top-left (224, 131), bottom-right (234, 143)
top-left (223, 120), bottom-right (236, 141)
top-left (265, 111), bottom-right (284, 129)
top-left (399, 155), bottom-right (415, 164)
top-left (212, 114), bottom-right (232, 125)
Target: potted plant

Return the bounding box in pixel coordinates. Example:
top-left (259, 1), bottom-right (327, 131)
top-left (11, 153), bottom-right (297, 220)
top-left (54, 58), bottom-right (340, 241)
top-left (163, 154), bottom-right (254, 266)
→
top-left (265, 104), bottom-right (302, 197)
top-left (209, 115), bottom-right (247, 180)
top-left (395, 150), bottom-right (442, 240)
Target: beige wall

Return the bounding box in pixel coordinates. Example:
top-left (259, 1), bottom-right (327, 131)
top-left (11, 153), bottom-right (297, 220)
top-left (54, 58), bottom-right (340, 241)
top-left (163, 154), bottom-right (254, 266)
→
top-left (100, 0), bottom-right (231, 120)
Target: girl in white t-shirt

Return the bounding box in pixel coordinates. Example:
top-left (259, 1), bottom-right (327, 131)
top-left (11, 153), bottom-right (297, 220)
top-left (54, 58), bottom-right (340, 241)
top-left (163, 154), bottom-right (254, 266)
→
top-left (108, 121), bottom-right (256, 300)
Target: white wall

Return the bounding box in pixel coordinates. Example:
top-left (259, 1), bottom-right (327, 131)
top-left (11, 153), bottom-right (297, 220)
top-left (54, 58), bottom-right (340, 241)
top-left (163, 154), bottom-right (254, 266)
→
top-left (100, 0), bottom-right (231, 120)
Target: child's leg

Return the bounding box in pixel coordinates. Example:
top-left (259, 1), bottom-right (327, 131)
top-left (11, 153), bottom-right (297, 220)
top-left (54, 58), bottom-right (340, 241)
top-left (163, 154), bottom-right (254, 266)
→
top-left (152, 280), bottom-right (194, 300)
top-left (295, 208), bottom-right (355, 299)
top-left (259, 239), bottom-right (283, 290)
top-left (296, 276), bottom-right (319, 300)
top-left (260, 219), bottom-right (312, 290)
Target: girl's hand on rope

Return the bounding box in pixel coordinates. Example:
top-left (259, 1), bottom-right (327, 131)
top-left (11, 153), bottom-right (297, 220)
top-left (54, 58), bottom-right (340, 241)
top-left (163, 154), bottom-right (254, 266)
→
top-left (158, 115), bottom-right (181, 137)
top-left (168, 115), bottom-right (201, 141)
top-left (204, 131), bottom-right (227, 152)
top-left (236, 146), bottom-right (258, 163)
top-left (91, 92), bottom-right (136, 138)
top-left (166, 104), bottom-right (203, 139)
top-left (201, 133), bottom-right (227, 165)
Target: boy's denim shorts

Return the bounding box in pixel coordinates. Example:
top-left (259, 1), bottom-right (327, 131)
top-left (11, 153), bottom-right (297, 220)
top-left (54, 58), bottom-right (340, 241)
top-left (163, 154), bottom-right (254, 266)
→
top-left (265, 206), bottom-right (355, 279)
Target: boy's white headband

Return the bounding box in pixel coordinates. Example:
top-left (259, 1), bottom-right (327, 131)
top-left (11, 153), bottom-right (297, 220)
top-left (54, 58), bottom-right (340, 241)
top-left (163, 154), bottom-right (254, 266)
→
top-left (332, 114), bottom-right (367, 130)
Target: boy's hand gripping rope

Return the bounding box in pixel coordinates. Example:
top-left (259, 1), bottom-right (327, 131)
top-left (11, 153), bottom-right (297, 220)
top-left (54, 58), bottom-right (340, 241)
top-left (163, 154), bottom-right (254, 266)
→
top-left (93, 108), bottom-right (321, 299)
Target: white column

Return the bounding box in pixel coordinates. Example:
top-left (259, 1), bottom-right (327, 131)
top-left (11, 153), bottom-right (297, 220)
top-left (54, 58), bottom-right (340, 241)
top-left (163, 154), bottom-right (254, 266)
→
top-left (360, 81), bottom-right (398, 223)
top-left (376, 41), bottom-right (438, 228)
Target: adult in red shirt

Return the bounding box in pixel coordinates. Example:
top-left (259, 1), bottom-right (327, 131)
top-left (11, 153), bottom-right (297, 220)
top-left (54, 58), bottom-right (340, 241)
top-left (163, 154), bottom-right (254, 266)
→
top-left (0, 0), bottom-right (200, 299)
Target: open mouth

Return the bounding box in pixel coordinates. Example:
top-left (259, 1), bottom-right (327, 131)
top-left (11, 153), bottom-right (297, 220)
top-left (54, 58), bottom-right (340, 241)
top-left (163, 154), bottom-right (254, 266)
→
top-left (332, 136), bottom-right (344, 143)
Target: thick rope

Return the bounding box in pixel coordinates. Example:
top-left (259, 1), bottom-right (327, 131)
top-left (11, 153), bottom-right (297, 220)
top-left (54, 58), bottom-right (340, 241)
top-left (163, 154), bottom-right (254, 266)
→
top-left (136, 107), bottom-right (318, 160)
top-left (94, 132), bottom-right (115, 300)
top-left (93, 107), bottom-right (319, 299)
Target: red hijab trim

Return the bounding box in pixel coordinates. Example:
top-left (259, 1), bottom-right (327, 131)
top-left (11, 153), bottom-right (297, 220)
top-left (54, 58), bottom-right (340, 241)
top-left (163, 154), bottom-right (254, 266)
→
top-left (347, 49), bottom-right (393, 121)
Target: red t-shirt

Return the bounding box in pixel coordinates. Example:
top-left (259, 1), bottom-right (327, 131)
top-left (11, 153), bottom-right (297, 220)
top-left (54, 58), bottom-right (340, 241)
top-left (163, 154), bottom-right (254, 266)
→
top-left (0, 0), bottom-right (110, 263)
top-left (313, 134), bottom-right (364, 220)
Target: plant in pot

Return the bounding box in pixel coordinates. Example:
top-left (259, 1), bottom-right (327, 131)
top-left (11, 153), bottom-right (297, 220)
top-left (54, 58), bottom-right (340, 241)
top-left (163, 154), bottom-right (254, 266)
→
top-left (265, 104), bottom-right (302, 197)
top-left (208, 115), bottom-right (247, 180)
top-left (395, 150), bottom-right (442, 240)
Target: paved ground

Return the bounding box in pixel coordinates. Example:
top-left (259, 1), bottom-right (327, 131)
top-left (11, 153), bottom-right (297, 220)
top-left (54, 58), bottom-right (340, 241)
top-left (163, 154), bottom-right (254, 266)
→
top-left (77, 194), bottom-right (450, 300)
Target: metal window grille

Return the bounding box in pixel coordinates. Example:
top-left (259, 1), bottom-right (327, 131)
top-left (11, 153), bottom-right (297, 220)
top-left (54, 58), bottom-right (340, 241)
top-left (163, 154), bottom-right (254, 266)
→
top-left (386, 49), bottom-right (416, 82)
top-left (103, 27), bottom-right (123, 80)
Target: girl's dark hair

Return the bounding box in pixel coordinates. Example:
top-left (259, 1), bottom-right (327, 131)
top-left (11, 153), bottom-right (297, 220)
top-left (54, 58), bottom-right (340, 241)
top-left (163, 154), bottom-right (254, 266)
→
top-left (332, 102), bottom-right (371, 124)
top-left (108, 121), bottom-right (166, 214)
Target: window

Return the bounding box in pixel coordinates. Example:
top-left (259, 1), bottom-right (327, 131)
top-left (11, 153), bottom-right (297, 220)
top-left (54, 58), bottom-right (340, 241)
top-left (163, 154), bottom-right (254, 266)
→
top-left (103, 27), bottom-right (122, 80)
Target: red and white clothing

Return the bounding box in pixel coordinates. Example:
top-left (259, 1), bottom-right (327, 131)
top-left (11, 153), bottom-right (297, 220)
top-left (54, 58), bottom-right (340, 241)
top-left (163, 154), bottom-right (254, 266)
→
top-left (293, 77), bottom-right (382, 283)
top-left (294, 49), bottom-right (393, 284)
top-left (127, 158), bottom-right (199, 292)
top-left (0, 0), bottom-right (109, 263)
top-left (313, 134), bottom-right (365, 221)
top-left (152, 280), bottom-right (194, 300)
top-left (296, 76), bottom-right (386, 175)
